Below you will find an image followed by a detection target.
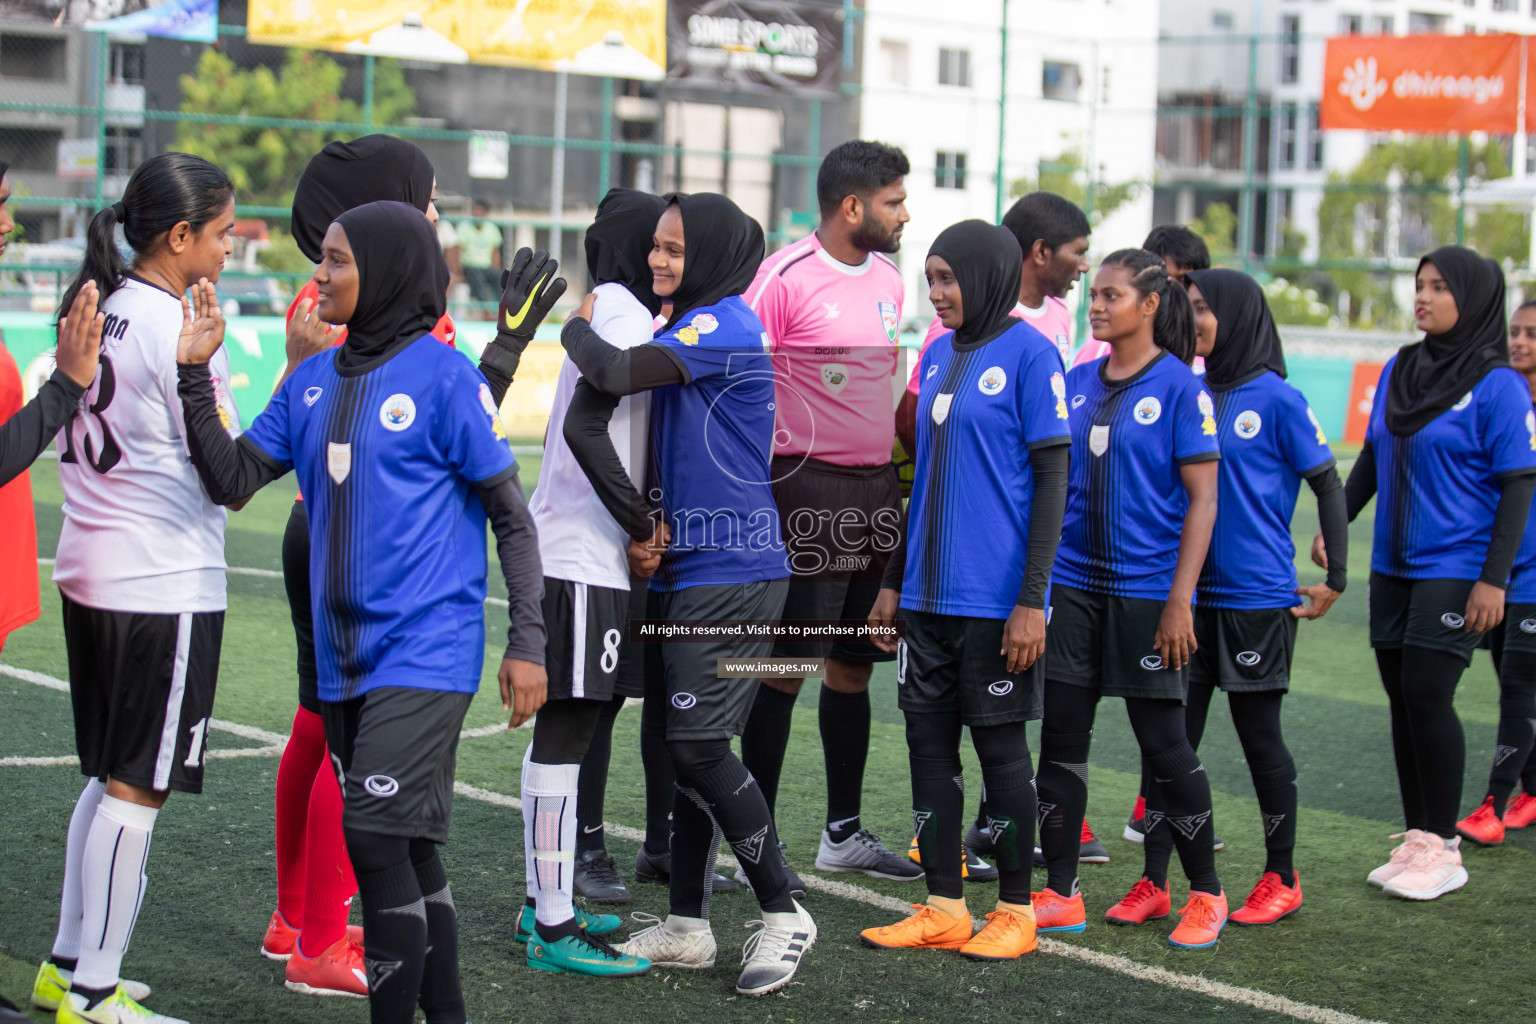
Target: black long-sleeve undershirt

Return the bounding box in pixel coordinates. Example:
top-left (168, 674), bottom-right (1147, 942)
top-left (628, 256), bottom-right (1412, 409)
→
top-left (562, 379), bottom-right (655, 543)
top-left (177, 364), bottom-right (288, 504)
top-left (1343, 440), bottom-right (1376, 522)
top-left (881, 442), bottom-right (1070, 611)
top-left (478, 334), bottom-right (529, 407)
top-left (1304, 462), bottom-right (1348, 593)
top-left (561, 316), bottom-right (688, 397)
top-left (0, 371), bottom-right (84, 488)
top-left (478, 471), bottom-right (546, 664)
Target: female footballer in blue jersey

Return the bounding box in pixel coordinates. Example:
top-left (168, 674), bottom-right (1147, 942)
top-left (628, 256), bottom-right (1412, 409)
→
top-left (559, 192), bottom-right (814, 998)
top-left (861, 219), bottom-right (1070, 961)
top-left (1033, 248), bottom-right (1228, 949)
top-left (1321, 246), bottom-right (1536, 901)
top-left (1121, 269), bottom-right (1348, 929)
top-left (1455, 299), bottom-right (1536, 846)
top-left (173, 201), bottom-right (550, 1024)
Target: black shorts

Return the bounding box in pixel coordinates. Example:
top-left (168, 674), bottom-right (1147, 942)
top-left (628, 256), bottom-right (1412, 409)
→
top-left (771, 456), bottom-right (900, 664)
top-left (1490, 602), bottom-right (1536, 664)
top-left (896, 609), bottom-right (1043, 726)
top-left (61, 593), bottom-right (224, 794)
top-left (282, 500), bottom-right (320, 714)
top-left (643, 579), bottom-right (789, 741)
top-left (1368, 573), bottom-right (1481, 665)
top-left (542, 577), bottom-right (639, 702)
top-left (1044, 583), bottom-right (1187, 701)
top-left (1189, 606), bottom-right (1298, 692)
top-left (321, 686), bottom-right (473, 843)
top-left (614, 581), bottom-right (648, 699)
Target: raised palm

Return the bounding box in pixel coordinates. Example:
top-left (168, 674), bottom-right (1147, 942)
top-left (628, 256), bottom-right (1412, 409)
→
top-left (177, 278), bottom-right (226, 365)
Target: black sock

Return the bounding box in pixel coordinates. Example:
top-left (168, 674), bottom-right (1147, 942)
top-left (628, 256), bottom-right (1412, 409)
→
top-left (978, 752), bottom-right (1036, 905)
top-left (820, 684), bottom-right (871, 840)
top-left (1146, 742), bottom-right (1220, 895)
top-left (1399, 645), bottom-right (1469, 839)
top-left (410, 842), bottom-right (464, 1024)
top-left (576, 696), bottom-right (624, 855)
top-left (910, 753), bottom-right (965, 900)
top-left (1037, 729), bottom-right (1093, 895)
top-left (973, 785), bottom-right (989, 833)
top-left (1489, 653), bottom-right (1536, 817)
top-left (667, 784), bottom-right (722, 920)
top-left (640, 688), bottom-right (674, 855)
top-left (50, 955), bottom-right (78, 973)
top-left (1140, 772), bottom-right (1175, 889)
top-left (691, 753), bottom-right (794, 913)
top-left (351, 844), bottom-right (427, 1024)
top-left (740, 684), bottom-right (797, 818)
top-left (68, 983), bottom-right (116, 1010)
top-left (1250, 762), bottom-right (1298, 886)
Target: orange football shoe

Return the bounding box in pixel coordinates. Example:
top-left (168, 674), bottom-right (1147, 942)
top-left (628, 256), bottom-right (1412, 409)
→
top-left (860, 903), bottom-right (973, 950)
top-left (1506, 792), bottom-right (1536, 830)
top-left (1456, 796), bottom-right (1505, 847)
top-left (1030, 888), bottom-right (1086, 933)
top-left (959, 906), bottom-right (1037, 961)
top-left (1168, 890), bottom-right (1228, 949)
top-left (1105, 876), bottom-right (1171, 925)
top-left (1228, 872), bottom-right (1302, 926)
top-left (284, 935), bottom-right (368, 998)
top-left (262, 910), bottom-right (299, 961)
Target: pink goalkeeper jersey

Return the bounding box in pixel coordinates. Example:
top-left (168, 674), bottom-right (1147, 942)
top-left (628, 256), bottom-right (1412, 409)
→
top-left (748, 233), bottom-right (904, 465)
top-left (905, 296), bottom-right (1072, 394)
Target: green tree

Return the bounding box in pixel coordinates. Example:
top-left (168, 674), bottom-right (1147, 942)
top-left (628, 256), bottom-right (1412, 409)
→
top-left (1009, 150), bottom-right (1141, 224)
top-left (1190, 201), bottom-right (1238, 260)
top-left (175, 49), bottom-right (416, 210)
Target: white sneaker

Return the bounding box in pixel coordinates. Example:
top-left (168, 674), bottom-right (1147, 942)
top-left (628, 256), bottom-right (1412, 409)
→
top-left (1366, 829), bottom-right (1435, 888)
top-left (56, 989), bottom-right (187, 1024)
top-left (815, 829), bottom-right (924, 881)
top-left (1382, 835), bottom-right (1469, 901)
top-left (736, 899), bottom-right (816, 997)
top-left (615, 913), bottom-right (716, 969)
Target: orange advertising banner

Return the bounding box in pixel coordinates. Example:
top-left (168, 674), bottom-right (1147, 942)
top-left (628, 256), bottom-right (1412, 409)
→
top-left (1321, 34), bottom-right (1520, 134)
top-left (1343, 361), bottom-right (1387, 447)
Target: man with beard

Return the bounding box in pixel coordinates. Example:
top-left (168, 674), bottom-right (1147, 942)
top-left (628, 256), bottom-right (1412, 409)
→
top-left (737, 140), bottom-right (922, 885)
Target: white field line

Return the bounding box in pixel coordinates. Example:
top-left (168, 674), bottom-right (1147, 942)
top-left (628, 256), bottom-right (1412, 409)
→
top-left (38, 558), bottom-right (501, 596)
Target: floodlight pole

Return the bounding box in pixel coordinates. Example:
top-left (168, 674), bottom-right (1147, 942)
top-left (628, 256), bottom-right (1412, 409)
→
top-left (996, 0), bottom-right (1010, 223)
top-left (551, 70), bottom-right (569, 264)
top-left (1237, 0), bottom-right (1262, 272)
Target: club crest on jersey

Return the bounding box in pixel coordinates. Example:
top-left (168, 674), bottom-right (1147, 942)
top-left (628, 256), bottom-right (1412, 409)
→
top-left (380, 394), bottom-right (416, 432)
top-left (304, 386), bottom-right (323, 407)
top-left (478, 383), bottom-right (507, 440)
top-left (327, 442), bottom-right (352, 484)
top-left (1234, 410), bottom-right (1262, 439)
top-left (978, 366), bottom-right (1007, 395)
top-left (1089, 424), bottom-right (1110, 456)
top-left (1051, 371), bottom-right (1068, 419)
top-left (931, 392), bottom-right (953, 425)
top-left (878, 300), bottom-right (899, 342)
top-left (211, 376), bottom-right (233, 430)
top-left (1197, 391), bottom-right (1218, 435)
top-left (822, 362), bottom-right (850, 393)
top-left (1308, 406), bottom-right (1328, 445)
top-left (677, 326), bottom-right (700, 345)
top-left (1134, 397), bottom-right (1161, 425)
top-left (1452, 391), bottom-right (1473, 412)
top-left (690, 312), bottom-right (719, 335)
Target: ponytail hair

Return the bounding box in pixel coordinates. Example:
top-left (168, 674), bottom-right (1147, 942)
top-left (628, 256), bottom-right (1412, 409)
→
top-left (1098, 248), bottom-right (1198, 365)
top-left (56, 152), bottom-right (234, 323)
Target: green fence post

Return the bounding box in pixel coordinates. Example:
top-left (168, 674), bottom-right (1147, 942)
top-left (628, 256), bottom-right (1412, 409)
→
top-left (598, 77), bottom-right (613, 199)
top-left (363, 55), bottom-right (375, 130)
top-left (1237, 1), bottom-right (1263, 273)
top-left (807, 96), bottom-right (821, 210)
top-left (95, 32), bottom-right (107, 207)
top-left (1456, 135), bottom-right (1469, 246)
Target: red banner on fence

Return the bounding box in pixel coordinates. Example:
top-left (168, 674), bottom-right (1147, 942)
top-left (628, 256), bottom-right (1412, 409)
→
top-left (1343, 361), bottom-right (1387, 447)
top-left (1321, 34), bottom-right (1520, 134)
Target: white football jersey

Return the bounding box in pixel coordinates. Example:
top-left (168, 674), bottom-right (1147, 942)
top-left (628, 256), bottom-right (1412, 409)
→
top-left (528, 282), bottom-right (652, 590)
top-left (53, 276), bottom-right (241, 613)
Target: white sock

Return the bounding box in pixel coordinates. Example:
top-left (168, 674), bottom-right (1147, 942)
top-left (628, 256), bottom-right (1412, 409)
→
top-left (73, 795), bottom-right (158, 992)
top-left (521, 752), bottom-right (580, 929)
top-left (521, 746), bottom-right (537, 906)
top-left (53, 778), bottom-right (106, 962)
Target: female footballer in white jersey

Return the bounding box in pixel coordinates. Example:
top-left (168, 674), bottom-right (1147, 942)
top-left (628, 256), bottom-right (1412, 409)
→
top-left (36, 153), bottom-right (240, 1024)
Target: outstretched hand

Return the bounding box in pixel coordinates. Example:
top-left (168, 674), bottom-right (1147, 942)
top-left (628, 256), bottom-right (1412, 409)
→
top-left (177, 278), bottom-right (226, 365)
top-left (56, 280), bottom-right (105, 388)
top-left (498, 248), bottom-right (569, 343)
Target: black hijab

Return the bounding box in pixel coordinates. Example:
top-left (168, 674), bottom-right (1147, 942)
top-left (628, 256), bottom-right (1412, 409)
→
top-left (0, 159), bottom-right (9, 182)
top-left (586, 188), bottom-right (666, 318)
top-left (1385, 245), bottom-right (1509, 436)
top-left (928, 220), bottom-right (1024, 347)
top-left (332, 201), bottom-right (449, 373)
top-left (1187, 268), bottom-right (1287, 392)
top-left (661, 193), bottom-right (765, 330)
top-left (291, 135), bottom-right (435, 264)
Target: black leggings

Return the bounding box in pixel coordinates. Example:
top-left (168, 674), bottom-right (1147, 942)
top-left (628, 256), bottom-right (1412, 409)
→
top-left (1375, 646), bottom-right (1468, 839)
top-left (1037, 681), bottom-right (1219, 895)
top-left (905, 711), bottom-right (1036, 904)
top-left (1485, 631), bottom-right (1536, 815)
top-left (529, 698), bottom-right (605, 765)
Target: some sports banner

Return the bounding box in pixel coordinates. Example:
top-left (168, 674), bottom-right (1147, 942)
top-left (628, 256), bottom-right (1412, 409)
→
top-left (667, 0), bottom-right (843, 94)
top-left (247, 0), bottom-right (667, 79)
top-left (1321, 34), bottom-right (1520, 134)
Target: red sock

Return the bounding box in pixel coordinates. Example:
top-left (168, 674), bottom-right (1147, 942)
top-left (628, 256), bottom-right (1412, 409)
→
top-left (299, 746), bottom-right (357, 957)
top-left (275, 707), bottom-right (327, 924)
top-left (1132, 793), bottom-right (1146, 820)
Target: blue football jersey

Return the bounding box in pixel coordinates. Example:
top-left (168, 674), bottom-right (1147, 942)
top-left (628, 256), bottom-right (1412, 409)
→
top-left (242, 336), bottom-right (517, 701)
top-left (901, 320), bottom-right (1071, 618)
top-left (1367, 359), bottom-right (1536, 581)
top-left (1199, 373), bottom-right (1334, 609)
top-left (1054, 351), bottom-right (1221, 599)
top-left (647, 297), bottom-right (789, 591)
